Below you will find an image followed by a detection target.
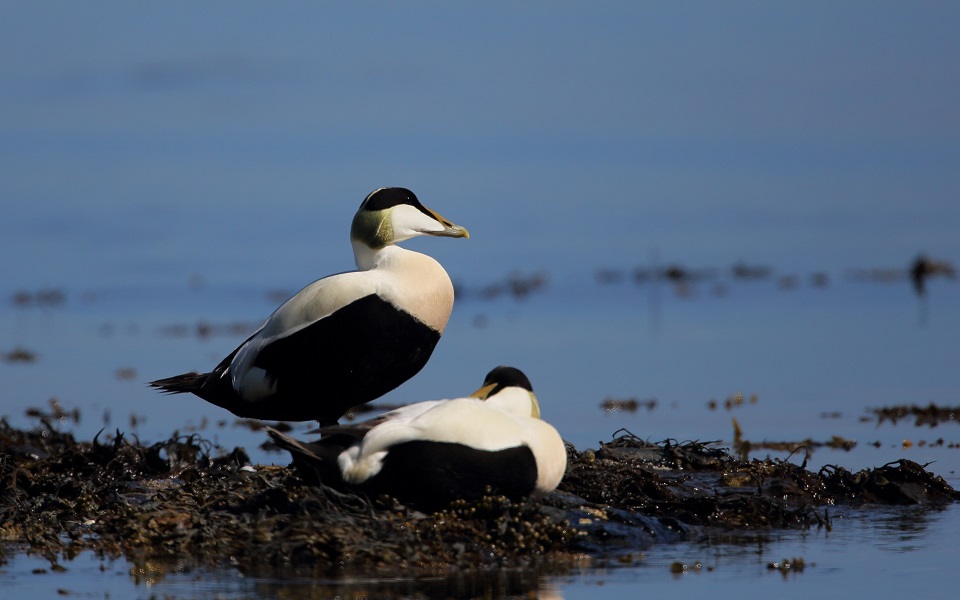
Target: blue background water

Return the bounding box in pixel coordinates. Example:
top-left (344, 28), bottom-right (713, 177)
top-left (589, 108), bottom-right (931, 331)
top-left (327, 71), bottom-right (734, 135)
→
top-left (2, 2), bottom-right (959, 598)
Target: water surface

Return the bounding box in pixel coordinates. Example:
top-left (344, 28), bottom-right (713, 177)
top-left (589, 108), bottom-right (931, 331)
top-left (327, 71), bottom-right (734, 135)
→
top-left (2, 2), bottom-right (959, 598)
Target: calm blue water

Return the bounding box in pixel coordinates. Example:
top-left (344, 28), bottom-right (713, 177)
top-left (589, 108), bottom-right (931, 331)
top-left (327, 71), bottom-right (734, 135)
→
top-left (2, 2), bottom-right (959, 598)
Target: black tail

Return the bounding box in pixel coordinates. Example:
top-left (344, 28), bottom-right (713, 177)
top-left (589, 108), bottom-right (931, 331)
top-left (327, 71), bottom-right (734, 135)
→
top-left (266, 427), bottom-right (344, 486)
top-left (148, 369), bottom-right (245, 416)
top-left (148, 372), bottom-right (207, 394)
top-left (266, 427), bottom-right (338, 462)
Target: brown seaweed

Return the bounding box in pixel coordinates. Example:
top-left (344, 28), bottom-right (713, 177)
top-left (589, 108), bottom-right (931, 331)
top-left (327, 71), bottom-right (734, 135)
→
top-left (1, 419), bottom-right (957, 581)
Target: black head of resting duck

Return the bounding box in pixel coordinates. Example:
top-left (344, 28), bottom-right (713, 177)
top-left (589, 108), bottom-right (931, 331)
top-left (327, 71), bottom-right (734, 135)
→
top-left (267, 366), bottom-right (567, 511)
top-left (150, 187), bottom-right (469, 425)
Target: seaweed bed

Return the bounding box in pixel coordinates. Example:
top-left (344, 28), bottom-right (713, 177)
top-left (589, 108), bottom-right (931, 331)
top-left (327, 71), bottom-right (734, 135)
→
top-left (1, 417), bottom-right (958, 583)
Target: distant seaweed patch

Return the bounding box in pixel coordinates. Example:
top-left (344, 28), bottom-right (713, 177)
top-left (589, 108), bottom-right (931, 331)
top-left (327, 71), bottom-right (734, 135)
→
top-left (157, 320), bottom-right (259, 339)
top-left (455, 270), bottom-right (549, 301)
top-left (872, 404), bottom-right (960, 428)
top-left (600, 396), bottom-right (657, 413)
top-left (24, 397), bottom-right (80, 427)
top-left (707, 392), bottom-right (759, 411)
top-left (594, 253), bottom-right (954, 298)
top-left (2, 347), bottom-right (38, 363)
top-left (731, 418), bottom-right (856, 462)
top-left (11, 287), bottom-right (66, 307)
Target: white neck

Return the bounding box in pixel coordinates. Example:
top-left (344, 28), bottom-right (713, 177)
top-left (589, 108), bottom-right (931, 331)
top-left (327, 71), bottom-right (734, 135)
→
top-left (352, 243), bottom-right (455, 333)
top-left (352, 239), bottom-right (382, 271)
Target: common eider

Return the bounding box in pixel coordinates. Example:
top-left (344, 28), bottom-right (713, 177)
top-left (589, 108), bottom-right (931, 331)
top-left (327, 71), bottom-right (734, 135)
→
top-left (267, 366), bottom-right (567, 510)
top-left (150, 187), bottom-right (469, 425)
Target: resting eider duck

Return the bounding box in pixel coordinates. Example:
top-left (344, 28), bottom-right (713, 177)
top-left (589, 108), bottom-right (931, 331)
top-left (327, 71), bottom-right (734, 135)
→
top-left (150, 187), bottom-right (469, 425)
top-left (266, 366), bottom-right (567, 510)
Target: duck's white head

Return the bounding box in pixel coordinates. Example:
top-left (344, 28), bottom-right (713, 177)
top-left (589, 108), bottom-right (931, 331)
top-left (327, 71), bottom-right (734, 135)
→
top-left (471, 365), bottom-right (541, 419)
top-left (351, 187), bottom-right (469, 252)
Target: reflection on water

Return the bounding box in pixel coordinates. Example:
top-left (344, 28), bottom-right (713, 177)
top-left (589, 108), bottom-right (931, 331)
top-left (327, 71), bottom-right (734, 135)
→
top-left (6, 504), bottom-right (952, 598)
top-left (0, 552), bottom-right (564, 599)
top-left (140, 564), bottom-right (560, 600)
top-left (869, 506), bottom-right (948, 553)
top-left (228, 571), bottom-right (563, 600)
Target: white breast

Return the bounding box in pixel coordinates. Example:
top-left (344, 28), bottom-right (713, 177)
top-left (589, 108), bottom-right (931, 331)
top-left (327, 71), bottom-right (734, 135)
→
top-left (370, 246), bottom-right (455, 334)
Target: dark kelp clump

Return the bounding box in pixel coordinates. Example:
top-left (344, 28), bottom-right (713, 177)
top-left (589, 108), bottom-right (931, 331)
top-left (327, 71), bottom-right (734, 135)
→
top-left (1, 420), bottom-right (958, 579)
top-left (559, 432), bottom-right (958, 533)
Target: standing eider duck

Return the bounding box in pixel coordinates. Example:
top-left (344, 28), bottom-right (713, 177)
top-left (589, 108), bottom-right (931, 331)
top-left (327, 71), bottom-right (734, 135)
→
top-left (266, 366), bottom-right (568, 511)
top-left (150, 187), bottom-right (469, 425)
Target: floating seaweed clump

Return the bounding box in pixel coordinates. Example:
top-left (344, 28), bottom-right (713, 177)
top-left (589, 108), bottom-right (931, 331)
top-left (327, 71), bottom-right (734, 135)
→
top-left (1, 420), bottom-right (958, 581)
top-left (2, 347), bottom-right (38, 363)
top-left (873, 404), bottom-right (960, 427)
